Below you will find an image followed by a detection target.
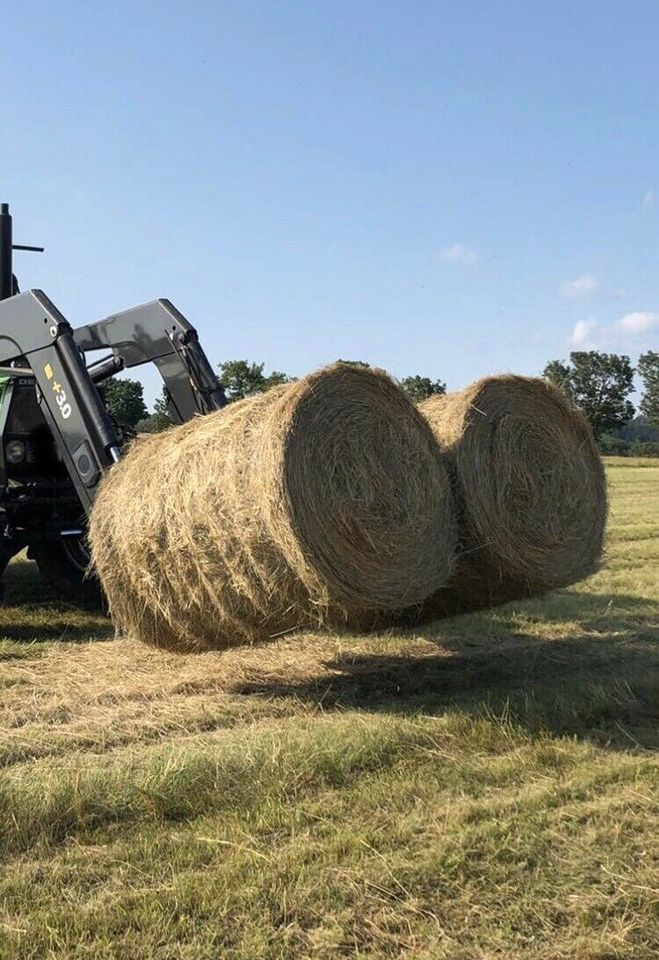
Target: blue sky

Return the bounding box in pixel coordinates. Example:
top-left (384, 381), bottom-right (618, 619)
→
top-left (4, 1), bottom-right (658, 406)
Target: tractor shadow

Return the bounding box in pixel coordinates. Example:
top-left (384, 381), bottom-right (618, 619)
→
top-left (0, 557), bottom-right (113, 644)
top-left (236, 590), bottom-right (659, 751)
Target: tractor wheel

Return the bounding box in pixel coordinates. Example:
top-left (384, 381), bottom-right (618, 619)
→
top-left (28, 539), bottom-right (103, 606)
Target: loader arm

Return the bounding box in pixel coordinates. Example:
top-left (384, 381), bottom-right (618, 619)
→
top-left (0, 204), bottom-right (228, 591)
top-left (73, 299), bottom-right (226, 423)
top-left (0, 292), bottom-right (226, 517)
top-left (0, 290), bottom-right (121, 514)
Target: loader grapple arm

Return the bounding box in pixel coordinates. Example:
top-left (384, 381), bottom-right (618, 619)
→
top-left (0, 203), bottom-right (229, 583)
top-left (74, 299), bottom-right (226, 423)
top-left (0, 290), bottom-right (121, 513)
top-left (0, 291), bottom-right (226, 515)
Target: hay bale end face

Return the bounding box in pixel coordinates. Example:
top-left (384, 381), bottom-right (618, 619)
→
top-left (90, 364), bottom-right (456, 651)
top-left (419, 375), bottom-right (607, 614)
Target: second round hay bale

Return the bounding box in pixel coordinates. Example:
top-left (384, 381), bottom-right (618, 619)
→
top-left (90, 363), bottom-right (456, 651)
top-left (418, 375), bottom-right (607, 615)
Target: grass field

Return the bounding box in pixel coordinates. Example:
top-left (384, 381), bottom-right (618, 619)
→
top-left (0, 458), bottom-right (657, 959)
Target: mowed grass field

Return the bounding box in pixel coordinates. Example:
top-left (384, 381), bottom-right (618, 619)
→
top-left (0, 458), bottom-right (657, 960)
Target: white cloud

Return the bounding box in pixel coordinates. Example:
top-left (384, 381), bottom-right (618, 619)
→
top-left (440, 243), bottom-right (478, 265)
top-left (642, 189), bottom-right (656, 209)
top-left (616, 311), bottom-right (659, 334)
top-left (566, 310), bottom-right (659, 351)
top-left (561, 273), bottom-right (598, 299)
top-left (570, 318), bottom-right (599, 347)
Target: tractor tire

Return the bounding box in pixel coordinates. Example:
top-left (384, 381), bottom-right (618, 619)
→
top-left (28, 539), bottom-right (103, 606)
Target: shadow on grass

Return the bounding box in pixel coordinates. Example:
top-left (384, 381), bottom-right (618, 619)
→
top-left (0, 559), bottom-right (112, 645)
top-left (236, 590), bottom-right (659, 751)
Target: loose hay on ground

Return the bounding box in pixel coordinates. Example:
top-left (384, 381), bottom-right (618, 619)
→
top-left (418, 375), bottom-right (607, 616)
top-left (90, 364), bottom-right (456, 651)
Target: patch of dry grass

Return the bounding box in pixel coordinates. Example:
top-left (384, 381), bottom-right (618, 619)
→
top-left (0, 458), bottom-right (657, 959)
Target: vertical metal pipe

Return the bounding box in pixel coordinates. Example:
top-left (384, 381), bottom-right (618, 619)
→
top-left (0, 204), bottom-right (13, 301)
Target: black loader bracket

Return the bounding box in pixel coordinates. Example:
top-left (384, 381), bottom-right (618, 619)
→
top-left (74, 299), bottom-right (226, 424)
top-left (0, 290), bottom-right (121, 513)
top-left (0, 290), bottom-right (226, 514)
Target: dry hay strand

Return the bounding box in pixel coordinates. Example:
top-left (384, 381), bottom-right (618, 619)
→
top-left (418, 375), bottom-right (607, 616)
top-left (90, 363), bottom-right (456, 651)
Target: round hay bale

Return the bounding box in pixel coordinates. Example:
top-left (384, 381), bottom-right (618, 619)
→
top-left (418, 375), bottom-right (607, 615)
top-left (90, 363), bottom-right (456, 651)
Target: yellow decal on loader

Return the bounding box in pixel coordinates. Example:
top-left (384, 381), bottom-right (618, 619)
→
top-left (43, 363), bottom-right (72, 420)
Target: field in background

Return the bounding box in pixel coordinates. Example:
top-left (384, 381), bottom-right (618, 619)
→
top-left (0, 458), bottom-right (657, 959)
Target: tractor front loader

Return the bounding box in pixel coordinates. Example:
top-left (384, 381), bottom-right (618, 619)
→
top-left (0, 203), bottom-right (226, 598)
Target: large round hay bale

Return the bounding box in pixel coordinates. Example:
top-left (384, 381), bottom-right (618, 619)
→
top-left (418, 375), bottom-right (607, 615)
top-left (90, 363), bottom-right (456, 651)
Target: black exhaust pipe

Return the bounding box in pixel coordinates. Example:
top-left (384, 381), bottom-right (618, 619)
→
top-left (0, 203), bottom-right (12, 301)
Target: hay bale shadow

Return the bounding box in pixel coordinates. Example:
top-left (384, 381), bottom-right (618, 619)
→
top-left (0, 558), bottom-right (112, 645)
top-left (233, 590), bottom-right (659, 751)
top-left (0, 616), bottom-right (114, 644)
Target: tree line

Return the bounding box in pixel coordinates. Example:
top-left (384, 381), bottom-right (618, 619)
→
top-left (101, 350), bottom-right (659, 456)
top-left (542, 350), bottom-right (659, 456)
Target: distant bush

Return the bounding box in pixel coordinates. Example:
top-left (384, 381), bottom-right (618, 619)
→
top-left (611, 415), bottom-right (659, 443)
top-left (629, 441), bottom-right (659, 458)
top-left (599, 435), bottom-right (659, 457)
top-left (598, 434), bottom-right (631, 456)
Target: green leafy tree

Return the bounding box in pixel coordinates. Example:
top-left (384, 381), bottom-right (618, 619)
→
top-left (400, 375), bottom-right (446, 404)
top-left (218, 360), bottom-right (291, 402)
top-left (543, 351), bottom-right (635, 438)
top-left (150, 395), bottom-right (174, 431)
top-left (638, 351), bottom-right (659, 425)
top-left (101, 377), bottom-right (148, 431)
top-left (136, 389), bottom-right (176, 433)
top-left (542, 360), bottom-right (573, 397)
